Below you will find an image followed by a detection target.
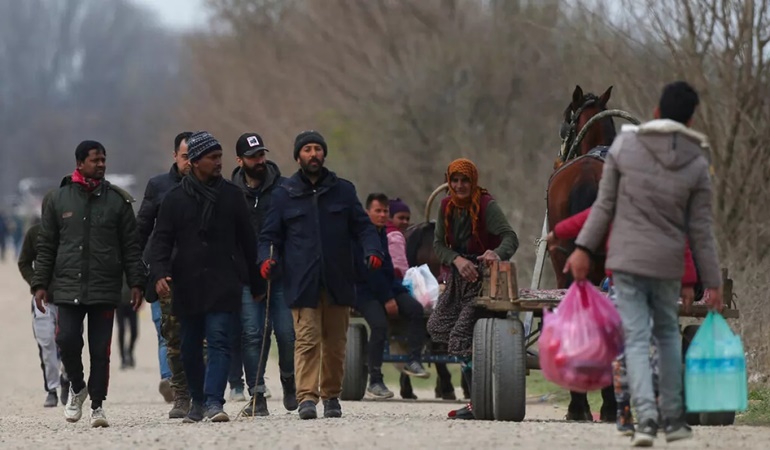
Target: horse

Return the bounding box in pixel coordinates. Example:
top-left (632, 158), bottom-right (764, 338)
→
top-left (547, 85), bottom-right (618, 422)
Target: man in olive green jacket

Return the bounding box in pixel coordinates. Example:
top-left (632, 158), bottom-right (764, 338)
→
top-left (32, 140), bottom-right (146, 428)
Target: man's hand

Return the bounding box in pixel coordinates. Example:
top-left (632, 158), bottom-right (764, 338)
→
top-left (564, 248), bottom-right (591, 281)
top-left (130, 287), bottom-right (144, 311)
top-left (385, 298), bottom-right (399, 318)
top-left (156, 276), bottom-right (172, 298)
top-left (681, 285), bottom-right (695, 314)
top-left (34, 289), bottom-right (48, 314)
top-left (366, 255), bottom-right (382, 270)
top-left (453, 256), bottom-right (478, 282)
top-left (260, 259), bottom-right (277, 280)
top-left (477, 250), bottom-right (500, 266)
top-left (546, 232), bottom-right (558, 254)
top-left (705, 286), bottom-right (724, 313)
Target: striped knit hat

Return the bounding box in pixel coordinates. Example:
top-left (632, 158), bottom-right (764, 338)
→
top-left (187, 131), bottom-right (222, 161)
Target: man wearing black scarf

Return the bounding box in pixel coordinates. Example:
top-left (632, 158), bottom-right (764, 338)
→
top-left (149, 131), bottom-right (262, 423)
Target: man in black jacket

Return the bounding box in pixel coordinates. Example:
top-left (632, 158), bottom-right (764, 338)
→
top-left (259, 130), bottom-right (383, 420)
top-left (32, 140), bottom-right (146, 428)
top-left (150, 131), bottom-right (261, 423)
top-left (229, 132), bottom-right (296, 416)
top-left (135, 131), bottom-right (192, 418)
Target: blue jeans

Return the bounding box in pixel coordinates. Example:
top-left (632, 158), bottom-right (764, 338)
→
top-left (252, 283), bottom-right (295, 393)
top-left (151, 301), bottom-right (172, 380)
top-left (612, 271), bottom-right (682, 424)
top-left (179, 312), bottom-right (234, 407)
top-left (228, 315), bottom-right (244, 390)
top-left (232, 286), bottom-right (262, 394)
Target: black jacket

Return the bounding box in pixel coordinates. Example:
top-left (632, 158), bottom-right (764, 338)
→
top-left (136, 164), bottom-right (183, 302)
top-left (355, 226), bottom-right (408, 307)
top-left (148, 177), bottom-right (261, 316)
top-left (231, 161), bottom-right (285, 239)
top-left (258, 168), bottom-right (383, 309)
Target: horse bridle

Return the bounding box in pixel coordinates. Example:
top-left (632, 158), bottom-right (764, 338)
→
top-left (559, 94), bottom-right (599, 162)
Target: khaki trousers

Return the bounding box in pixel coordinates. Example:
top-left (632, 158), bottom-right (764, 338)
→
top-left (292, 291), bottom-right (350, 404)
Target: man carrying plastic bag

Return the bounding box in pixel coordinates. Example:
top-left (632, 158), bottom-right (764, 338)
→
top-left (565, 81), bottom-right (723, 447)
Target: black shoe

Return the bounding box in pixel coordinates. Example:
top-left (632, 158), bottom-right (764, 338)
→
top-left (244, 394), bottom-right (269, 417)
top-left (323, 398), bottom-right (342, 418)
top-left (44, 391), bottom-right (58, 408)
top-left (402, 361), bottom-right (430, 379)
top-left (632, 419), bottom-right (659, 447)
top-left (298, 400), bottom-right (317, 420)
top-left (183, 402), bottom-right (205, 423)
top-left (664, 417), bottom-right (693, 443)
top-left (400, 389), bottom-right (418, 400)
top-left (281, 376), bottom-right (298, 411)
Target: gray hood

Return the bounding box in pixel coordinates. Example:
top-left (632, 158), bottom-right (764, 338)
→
top-left (621, 119), bottom-right (708, 170)
top-left (231, 160), bottom-right (281, 198)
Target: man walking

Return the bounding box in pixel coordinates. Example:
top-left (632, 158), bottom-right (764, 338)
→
top-left (566, 81), bottom-right (723, 446)
top-left (32, 140), bottom-right (146, 427)
top-left (136, 131), bottom-right (193, 418)
top-left (259, 130), bottom-right (383, 420)
top-left (150, 131), bottom-right (262, 423)
top-left (230, 132), bottom-right (296, 416)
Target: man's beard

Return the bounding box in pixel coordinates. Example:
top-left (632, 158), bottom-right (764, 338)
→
top-left (243, 163), bottom-right (266, 180)
top-left (300, 158), bottom-right (323, 174)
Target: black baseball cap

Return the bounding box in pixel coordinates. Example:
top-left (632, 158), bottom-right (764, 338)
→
top-left (236, 132), bottom-right (269, 157)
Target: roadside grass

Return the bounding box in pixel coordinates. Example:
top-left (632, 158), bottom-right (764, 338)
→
top-left (736, 386), bottom-right (770, 426)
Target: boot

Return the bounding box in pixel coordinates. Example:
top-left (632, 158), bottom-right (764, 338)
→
top-left (280, 376), bottom-right (298, 411)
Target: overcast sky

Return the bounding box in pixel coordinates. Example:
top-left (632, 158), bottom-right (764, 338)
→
top-left (133, 0), bottom-right (208, 29)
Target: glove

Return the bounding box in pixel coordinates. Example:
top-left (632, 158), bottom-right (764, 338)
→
top-left (366, 255), bottom-right (382, 270)
top-left (260, 259), bottom-right (277, 279)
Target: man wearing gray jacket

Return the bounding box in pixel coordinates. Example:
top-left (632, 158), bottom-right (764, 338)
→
top-left (565, 81), bottom-right (723, 447)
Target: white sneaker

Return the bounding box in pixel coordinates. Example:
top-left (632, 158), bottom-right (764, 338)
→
top-left (64, 387), bottom-right (88, 423)
top-left (90, 407), bottom-right (109, 428)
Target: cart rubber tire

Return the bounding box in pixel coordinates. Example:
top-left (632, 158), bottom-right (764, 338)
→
top-left (491, 318), bottom-right (526, 422)
top-left (472, 318), bottom-right (494, 420)
top-left (681, 325), bottom-right (701, 426)
top-left (699, 411), bottom-right (736, 426)
top-left (341, 323), bottom-right (368, 401)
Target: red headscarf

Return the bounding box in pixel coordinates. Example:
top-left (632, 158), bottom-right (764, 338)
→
top-left (444, 158), bottom-right (486, 244)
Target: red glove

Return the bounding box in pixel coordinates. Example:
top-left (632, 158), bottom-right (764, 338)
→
top-left (260, 259), bottom-right (277, 279)
top-left (366, 255), bottom-right (382, 270)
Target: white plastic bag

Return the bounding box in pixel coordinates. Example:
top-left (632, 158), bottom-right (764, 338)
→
top-left (402, 264), bottom-right (440, 312)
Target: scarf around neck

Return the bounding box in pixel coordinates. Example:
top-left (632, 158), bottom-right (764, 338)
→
top-left (182, 173), bottom-right (224, 237)
top-left (71, 169), bottom-right (102, 192)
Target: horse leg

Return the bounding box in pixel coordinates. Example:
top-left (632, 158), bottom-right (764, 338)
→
top-left (567, 391), bottom-right (592, 421)
top-left (600, 384), bottom-right (618, 422)
top-left (434, 363), bottom-right (456, 400)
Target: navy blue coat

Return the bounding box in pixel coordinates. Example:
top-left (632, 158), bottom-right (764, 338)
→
top-left (258, 168), bottom-right (383, 309)
top-left (354, 226), bottom-right (408, 307)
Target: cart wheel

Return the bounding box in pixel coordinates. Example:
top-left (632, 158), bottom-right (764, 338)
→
top-left (341, 323), bottom-right (367, 401)
top-left (491, 318), bottom-right (526, 422)
top-left (699, 411), bottom-right (736, 426)
top-left (472, 318), bottom-right (494, 420)
top-left (681, 325), bottom-right (701, 425)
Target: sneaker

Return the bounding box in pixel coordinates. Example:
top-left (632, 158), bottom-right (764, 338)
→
top-left (448, 403), bottom-right (475, 420)
top-left (64, 386), bottom-right (88, 423)
top-left (44, 391), bottom-right (58, 408)
top-left (90, 407), bottom-right (109, 428)
top-left (323, 398), bottom-right (342, 418)
top-left (298, 400), bottom-right (317, 420)
top-left (204, 405), bottom-right (230, 423)
top-left (616, 402), bottom-right (635, 436)
top-left (158, 378), bottom-right (174, 403)
top-left (229, 387), bottom-right (246, 402)
top-left (243, 394), bottom-right (269, 417)
top-left (183, 402), bottom-right (205, 423)
top-left (60, 375), bottom-right (70, 406)
top-left (366, 381), bottom-right (394, 399)
top-left (169, 396), bottom-right (191, 419)
top-left (280, 376), bottom-right (298, 411)
top-left (664, 418), bottom-right (693, 443)
top-left (402, 361), bottom-right (430, 379)
top-left (632, 419), bottom-right (658, 447)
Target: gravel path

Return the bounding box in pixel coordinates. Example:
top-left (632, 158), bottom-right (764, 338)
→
top-left (0, 259), bottom-right (767, 449)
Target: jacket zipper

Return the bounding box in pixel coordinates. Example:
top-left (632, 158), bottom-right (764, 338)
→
top-left (312, 188), bottom-right (328, 289)
top-left (80, 189), bottom-right (94, 303)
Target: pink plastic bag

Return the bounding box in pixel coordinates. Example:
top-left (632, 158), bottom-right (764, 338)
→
top-left (539, 281), bottom-right (624, 392)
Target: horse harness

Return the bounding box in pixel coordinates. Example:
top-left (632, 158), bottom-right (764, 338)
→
top-left (559, 94), bottom-right (600, 163)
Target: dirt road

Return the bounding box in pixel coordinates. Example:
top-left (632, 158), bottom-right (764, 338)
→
top-left (0, 258), bottom-right (766, 449)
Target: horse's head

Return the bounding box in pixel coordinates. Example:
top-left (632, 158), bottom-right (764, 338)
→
top-left (558, 85), bottom-right (616, 163)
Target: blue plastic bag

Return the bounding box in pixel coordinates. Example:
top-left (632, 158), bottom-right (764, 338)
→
top-left (685, 311), bottom-right (748, 413)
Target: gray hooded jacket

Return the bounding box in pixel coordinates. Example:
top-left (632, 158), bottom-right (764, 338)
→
top-left (575, 119), bottom-right (721, 288)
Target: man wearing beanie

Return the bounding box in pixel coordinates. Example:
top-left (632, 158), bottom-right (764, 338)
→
top-left (259, 130), bottom-right (383, 420)
top-left (32, 140), bottom-right (146, 427)
top-left (149, 131), bottom-right (262, 423)
top-left (229, 132), bottom-right (296, 416)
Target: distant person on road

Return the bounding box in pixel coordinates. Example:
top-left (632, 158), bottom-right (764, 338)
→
top-left (32, 140), bottom-right (146, 428)
top-left (136, 131), bottom-right (193, 417)
top-left (258, 130), bottom-right (383, 420)
top-left (0, 210), bottom-right (8, 261)
top-left (116, 284), bottom-right (139, 370)
top-left (149, 131), bottom-right (262, 424)
top-left (17, 191), bottom-right (70, 409)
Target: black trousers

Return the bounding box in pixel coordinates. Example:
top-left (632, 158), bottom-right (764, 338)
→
top-left (56, 304), bottom-right (115, 406)
top-left (357, 292), bottom-right (425, 382)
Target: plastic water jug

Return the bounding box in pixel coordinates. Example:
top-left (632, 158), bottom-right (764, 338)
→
top-left (685, 311), bottom-right (748, 413)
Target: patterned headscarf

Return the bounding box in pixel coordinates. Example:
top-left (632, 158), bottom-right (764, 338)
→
top-left (444, 158), bottom-right (486, 244)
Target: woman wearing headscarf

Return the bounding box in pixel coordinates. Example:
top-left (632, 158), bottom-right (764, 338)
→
top-left (427, 158), bottom-right (519, 419)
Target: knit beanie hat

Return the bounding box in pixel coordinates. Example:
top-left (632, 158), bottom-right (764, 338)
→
top-left (187, 131), bottom-right (222, 162)
top-left (388, 198), bottom-right (410, 217)
top-left (293, 130), bottom-right (327, 160)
